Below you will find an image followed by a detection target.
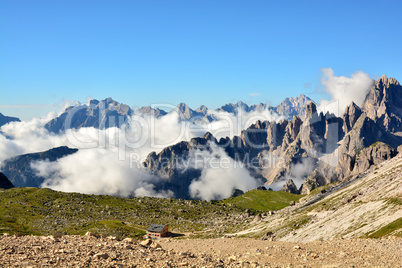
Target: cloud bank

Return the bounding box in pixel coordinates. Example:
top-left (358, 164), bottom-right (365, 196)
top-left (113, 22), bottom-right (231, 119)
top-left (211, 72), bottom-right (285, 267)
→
top-left (32, 148), bottom-right (173, 198)
top-left (188, 144), bottom-right (261, 201)
top-left (0, 103), bottom-right (279, 199)
top-left (319, 68), bottom-right (373, 115)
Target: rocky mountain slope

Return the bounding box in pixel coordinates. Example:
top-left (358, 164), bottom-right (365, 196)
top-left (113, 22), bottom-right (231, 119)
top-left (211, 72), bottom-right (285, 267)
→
top-left (0, 146), bottom-right (78, 187)
top-left (239, 151), bottom-right (402, 242)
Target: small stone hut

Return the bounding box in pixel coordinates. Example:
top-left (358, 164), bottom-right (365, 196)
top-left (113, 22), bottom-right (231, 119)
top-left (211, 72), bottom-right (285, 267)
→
top-left (146, 224), bottom-right (169, 238)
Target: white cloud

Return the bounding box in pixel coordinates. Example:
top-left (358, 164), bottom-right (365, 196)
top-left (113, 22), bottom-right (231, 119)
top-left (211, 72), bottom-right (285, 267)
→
top-left (32, 148), bottom-right (174, 198)
top-left (188, 144), bottom-right (260, 201)
top-left (319, 68), bottom-right (373, 115)
top-left (269, 157), bottom-right (316, 190)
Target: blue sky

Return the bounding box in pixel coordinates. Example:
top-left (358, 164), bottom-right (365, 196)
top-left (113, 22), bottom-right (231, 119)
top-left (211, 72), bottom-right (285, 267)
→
top-left (1, 0), bottom-right (401, 120)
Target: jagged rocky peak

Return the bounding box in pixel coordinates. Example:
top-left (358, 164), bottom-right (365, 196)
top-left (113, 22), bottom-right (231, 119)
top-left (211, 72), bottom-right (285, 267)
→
top-left (287, 94), bottom-right (310, 106)
top-left (376, 74), bottom-right (400, 88)
top-left (83, 97), bottom-right (131, 114)
top-left (281, 179), bottom-right (298, 194)
top-left (45, 98), bottom-right (134, 133)
top-left (177, 102), bottom-right (190, 110)
top-left (342, 101), bottom-right (363, 133)
top-left (175, 103), bottom-right (194, 119)
top-left (98, 97), bottom-right (131, 115)
top-left (89, 99), bottom-right (100, 106)
top-left (363, 75), bottom-right (402, 132)
top-left (281, 116), bottom-right (303, 148)
top-left (218, 101), bottom-right (250, 113)
top-left (275, 94), bottom-right (313, 117)
top-left (195, 105), bottom-right (208, 114)
top-left (304, 102), bottom-right (318, 120)
top-left (139, 106), bottom-right (167, 118)
top-left (249, 120), bottom-right (269, 130)
top-left (249, 103), bottom-right (268, 112)
top-left (266, 119), bottom-right (289, 150)
top-left (236, 100), bottom-right (249, 109)
top-left (203, 131), bottom-right (215, 141)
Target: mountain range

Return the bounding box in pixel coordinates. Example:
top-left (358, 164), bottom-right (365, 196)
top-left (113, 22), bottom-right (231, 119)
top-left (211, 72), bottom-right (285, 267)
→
top-left (44, 94), bottom-right (312, 133)
top-left (143, 75), bottom-right (402, 198)
top-left (1, 75), bottom-right (402, 200)
top-left (0, 94), bottom-right (313, 192)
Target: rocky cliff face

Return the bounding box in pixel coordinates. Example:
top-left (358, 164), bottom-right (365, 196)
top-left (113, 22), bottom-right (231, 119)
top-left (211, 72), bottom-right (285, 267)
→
top-left (45, 98), bottom-right (134, 133)
top-left (275, 94), bottom-right (312, 118)
top-left (139, 106), bottom-right (167, 118)
top-left (364, 75), bottom-right (402, 132)
top-left (174, 103), bottom-right (208, 120)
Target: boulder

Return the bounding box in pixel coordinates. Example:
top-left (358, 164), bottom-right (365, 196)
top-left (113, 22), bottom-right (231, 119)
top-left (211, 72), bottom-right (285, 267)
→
top-left (140, 239), bottom-right (152, 247)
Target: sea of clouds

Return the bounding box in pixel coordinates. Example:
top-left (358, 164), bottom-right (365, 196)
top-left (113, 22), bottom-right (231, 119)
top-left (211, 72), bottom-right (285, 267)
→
top-left (0, 68), bottom-right (374, 200)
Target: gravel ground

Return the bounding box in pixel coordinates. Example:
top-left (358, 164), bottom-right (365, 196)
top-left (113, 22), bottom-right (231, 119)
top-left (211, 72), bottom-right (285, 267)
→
top-left (0, 233), bottom-right (401, 267)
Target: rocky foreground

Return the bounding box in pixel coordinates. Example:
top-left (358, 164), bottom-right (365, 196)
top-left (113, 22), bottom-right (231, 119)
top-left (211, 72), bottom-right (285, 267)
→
top-left (0, 233), bottom-right (401, 267)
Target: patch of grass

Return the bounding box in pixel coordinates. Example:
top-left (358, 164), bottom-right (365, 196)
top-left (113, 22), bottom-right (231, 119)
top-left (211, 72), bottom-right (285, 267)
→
top-left (286, 215), bottom-right (313, 230)
top-left (367, 218), bottom-right (402, 238)
top-left (0, 187), bottom-right (248, 238)
top-left (370, 141), bottom-right (381, 147)
top-left (264, 214), bottom-right (313, 239)
top-left (221, 189), bottom-right (304, 213)
top-left (81, 220), bottom-right (145, 238)
top-left (386, 197), bottom-right (402, 206)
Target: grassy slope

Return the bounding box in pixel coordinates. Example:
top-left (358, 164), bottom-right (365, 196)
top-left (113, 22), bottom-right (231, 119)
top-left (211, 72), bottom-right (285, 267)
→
top-left (221, 189), bottom-right (303, 212)
top-left (0, 187), bottom-right (303, 238)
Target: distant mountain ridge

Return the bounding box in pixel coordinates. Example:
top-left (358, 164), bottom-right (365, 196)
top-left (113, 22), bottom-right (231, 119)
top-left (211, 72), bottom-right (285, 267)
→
top-left (44, 94), bottom-right (313, 133)
top-left (1, 146), bottom-right (78, 187)
top-left (45, 98), bottom-right (133, 133)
